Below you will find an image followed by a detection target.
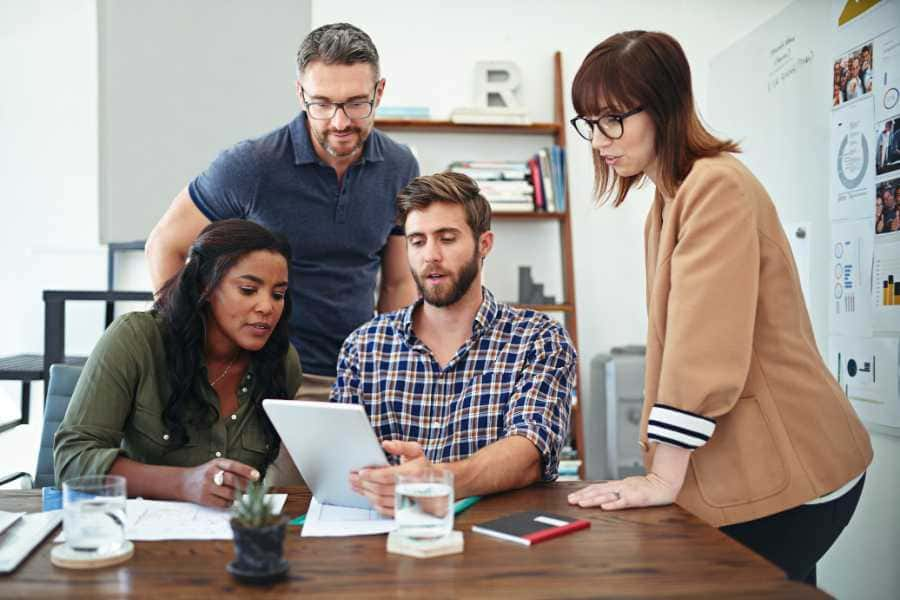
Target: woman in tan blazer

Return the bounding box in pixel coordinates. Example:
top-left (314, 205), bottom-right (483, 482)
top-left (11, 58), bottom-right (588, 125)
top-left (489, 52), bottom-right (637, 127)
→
top-left (566, 31), bottom-right (873, 586)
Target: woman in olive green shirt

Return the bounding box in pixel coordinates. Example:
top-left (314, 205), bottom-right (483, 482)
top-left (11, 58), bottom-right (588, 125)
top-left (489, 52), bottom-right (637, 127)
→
top-left (54, 220), bottom-right (302, 507)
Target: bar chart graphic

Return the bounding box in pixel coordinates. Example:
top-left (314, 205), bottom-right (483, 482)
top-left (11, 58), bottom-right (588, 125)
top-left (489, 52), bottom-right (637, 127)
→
top-left (872, 241), bottom-right (900, 332)
top-left (874, 256), bottom-right (900, 308)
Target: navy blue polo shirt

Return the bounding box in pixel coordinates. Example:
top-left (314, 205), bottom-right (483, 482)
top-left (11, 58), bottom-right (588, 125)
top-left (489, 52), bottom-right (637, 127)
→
top-left (189, 113), bottom-right (419, 376)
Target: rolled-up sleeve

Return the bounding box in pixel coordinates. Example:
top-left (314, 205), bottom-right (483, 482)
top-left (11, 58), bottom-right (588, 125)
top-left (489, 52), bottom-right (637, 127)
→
top-left (503, 324), bottom-right (577, 480)
top-left (330, 331), bottom-right (364, 407)
top-left (53, 317), bottom-right (141, 484)
top-left (650, 166), bottom-right (759, 450)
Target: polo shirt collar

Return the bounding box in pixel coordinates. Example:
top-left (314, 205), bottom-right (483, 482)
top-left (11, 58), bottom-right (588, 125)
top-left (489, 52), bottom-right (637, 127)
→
top-left (289, 112), bottom-right (385, 166)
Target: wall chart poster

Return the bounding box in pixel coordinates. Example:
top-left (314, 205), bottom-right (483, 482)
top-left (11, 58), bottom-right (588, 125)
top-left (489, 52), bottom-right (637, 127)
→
top-left (831, 98), bottom-right (876, 220)
top-left (829, 334), bottom-right (900, 428)
top-left (872, 239), bottom-right (900, 331)
top-left (831, 219), bottom-right (874, 335)
top-left (873, 24), bottom-right (900, 124)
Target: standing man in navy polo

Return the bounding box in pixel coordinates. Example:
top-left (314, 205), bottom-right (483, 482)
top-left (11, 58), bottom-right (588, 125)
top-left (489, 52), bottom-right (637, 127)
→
top-left (146, 23), bottom-right (419, 481)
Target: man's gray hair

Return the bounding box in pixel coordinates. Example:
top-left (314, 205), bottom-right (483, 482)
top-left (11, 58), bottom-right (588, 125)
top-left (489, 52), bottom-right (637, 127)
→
top-left (296, 23), bottom-right (380, 80)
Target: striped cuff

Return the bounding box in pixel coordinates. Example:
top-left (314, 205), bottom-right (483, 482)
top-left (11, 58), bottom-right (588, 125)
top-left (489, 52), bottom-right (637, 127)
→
top-left (647, 404), bottom-right (716, 450)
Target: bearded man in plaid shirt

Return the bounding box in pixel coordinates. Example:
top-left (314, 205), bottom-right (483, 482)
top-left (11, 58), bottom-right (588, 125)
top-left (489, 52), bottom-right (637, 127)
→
top-left (331, 172), bottom-right (577, 516)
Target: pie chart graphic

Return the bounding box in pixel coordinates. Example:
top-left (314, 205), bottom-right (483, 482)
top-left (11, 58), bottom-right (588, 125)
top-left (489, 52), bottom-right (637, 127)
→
top-left (836, 131), bottom-right (869, 190)
top-left (885, 87), bottom-right (899, 111)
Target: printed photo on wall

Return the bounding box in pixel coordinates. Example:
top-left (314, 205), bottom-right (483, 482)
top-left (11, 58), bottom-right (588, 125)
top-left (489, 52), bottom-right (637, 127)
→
top-left (876, 176), bottom-right (900, 235)
top-left (874, 26), bottom-right (900, 123)
top-left (833, 42), bottom-right (874, 107)
top-left (876, 116), bottom-right (900, 176)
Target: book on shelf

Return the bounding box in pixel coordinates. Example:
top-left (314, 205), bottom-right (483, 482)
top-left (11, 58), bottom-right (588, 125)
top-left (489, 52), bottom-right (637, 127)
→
top-left (489, 201), bottom-right (535, 213)
top-left (528, 157), bottom-right (544, 211)
top-left (472, 511), bottom-right (590, 546)
top-left (447, 146), bottom-right (567, 214)
top-left (525, 145), bottom-right (567, 213)
top-left (376, 106), bottom-right (431, 119)
top-left (449, 161), bottom-right (529, 181)
top-left (477, 180), bottom-right (534, 196)
top-left (537, 148), bottom-right (556, 212)
top-left (449, 106), bottom-right (532, 125)
top-left (551, 146), bottom-right (566, 212)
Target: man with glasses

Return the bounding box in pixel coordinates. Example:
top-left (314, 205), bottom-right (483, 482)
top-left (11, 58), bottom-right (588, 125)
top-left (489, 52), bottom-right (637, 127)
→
top-left (146, 23), bottom-right (419, 483)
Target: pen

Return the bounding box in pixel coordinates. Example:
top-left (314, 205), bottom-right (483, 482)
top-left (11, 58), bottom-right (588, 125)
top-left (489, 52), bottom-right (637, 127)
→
top-left (454, 496), bottom-right (482, 515)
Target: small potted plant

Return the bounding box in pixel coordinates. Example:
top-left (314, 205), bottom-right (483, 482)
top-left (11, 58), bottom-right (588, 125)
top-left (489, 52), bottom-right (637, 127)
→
top-left (227, 481), bottom-right (289, 584)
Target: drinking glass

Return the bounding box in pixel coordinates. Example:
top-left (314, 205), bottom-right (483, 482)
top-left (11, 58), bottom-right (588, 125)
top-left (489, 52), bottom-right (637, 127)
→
top-left (394, 469), bottom-right (454, 540)
top-left (62, 475), bottom-right (127, 555)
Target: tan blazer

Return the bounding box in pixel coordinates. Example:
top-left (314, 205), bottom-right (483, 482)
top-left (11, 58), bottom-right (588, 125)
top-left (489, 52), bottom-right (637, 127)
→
top-left (640, 153), bottom-right (872, 527)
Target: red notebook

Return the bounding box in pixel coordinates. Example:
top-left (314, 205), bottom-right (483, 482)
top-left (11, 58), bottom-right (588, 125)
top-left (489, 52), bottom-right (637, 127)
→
top-left (471, 511), bottom-right (590, 546)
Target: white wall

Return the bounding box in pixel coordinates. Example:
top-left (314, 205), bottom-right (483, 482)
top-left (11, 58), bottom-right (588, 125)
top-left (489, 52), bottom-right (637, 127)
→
top-left (0, 0), bottom-right (105, 478)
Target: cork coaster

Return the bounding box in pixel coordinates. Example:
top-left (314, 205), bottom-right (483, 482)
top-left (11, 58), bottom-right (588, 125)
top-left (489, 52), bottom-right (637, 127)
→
top-left (51, 540), bottom-right (134, 570)
top-left (386, 530), bottom-right (464, 558)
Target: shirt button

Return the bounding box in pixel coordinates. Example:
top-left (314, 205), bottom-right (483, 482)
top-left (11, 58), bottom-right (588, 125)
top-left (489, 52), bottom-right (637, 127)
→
top-left (231, 414), bottom-right (238, 421)
top-left (215, 451), bottom-right (222, 458)
top-left (162, 434), bottom-right (169, 441)
top-left (241, 387), bottom-right (248, 393)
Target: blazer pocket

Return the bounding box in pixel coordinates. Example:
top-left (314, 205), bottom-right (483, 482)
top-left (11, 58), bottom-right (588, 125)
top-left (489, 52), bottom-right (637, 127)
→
top-left (691, 396), bottom-right (788, 507)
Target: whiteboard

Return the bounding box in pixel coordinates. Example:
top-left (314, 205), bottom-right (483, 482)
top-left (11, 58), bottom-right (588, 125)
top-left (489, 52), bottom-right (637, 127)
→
top-left (98, 0), bottom-right (310, 242)
top-left (709, 0), bottom-right (900, 437)
top-left (708, 0), bottom-right (831, 351)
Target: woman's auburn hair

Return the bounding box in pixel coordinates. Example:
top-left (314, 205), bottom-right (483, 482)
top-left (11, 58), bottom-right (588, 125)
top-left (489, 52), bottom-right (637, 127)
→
top-left (571, 30), bottom-right (740, 206)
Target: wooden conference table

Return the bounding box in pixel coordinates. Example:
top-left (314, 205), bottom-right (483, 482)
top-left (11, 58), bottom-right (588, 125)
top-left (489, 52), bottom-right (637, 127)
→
top-left (0, 482), bottom-right (826, 598)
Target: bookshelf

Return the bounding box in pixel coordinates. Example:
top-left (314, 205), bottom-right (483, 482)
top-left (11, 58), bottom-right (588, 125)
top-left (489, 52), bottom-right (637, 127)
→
top-left (376, 51), bottom-right (585, 475)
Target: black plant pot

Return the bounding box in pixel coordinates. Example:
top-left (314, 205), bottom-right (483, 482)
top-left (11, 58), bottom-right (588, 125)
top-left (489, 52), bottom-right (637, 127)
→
top-left (227, 517), bottom-right (289, 585)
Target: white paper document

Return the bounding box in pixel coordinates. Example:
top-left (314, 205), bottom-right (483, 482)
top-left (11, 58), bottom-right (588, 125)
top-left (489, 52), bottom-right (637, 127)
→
top-left (873, 24), bottom-right (900, 124)
top-left (0, 511), bottom-right (24, 536)
top-left (829, 335), bottom-right (900, 428)
top-left (872, 240), bottom-right (900, 332)
top-left (830, 219), bottom-right (874, 335)
top-left (300, 496), bottom-right (395, 537)
top-left (831, 99), bottom-right (876, 221)
top-left (55, 494), bottom-right (287, 542)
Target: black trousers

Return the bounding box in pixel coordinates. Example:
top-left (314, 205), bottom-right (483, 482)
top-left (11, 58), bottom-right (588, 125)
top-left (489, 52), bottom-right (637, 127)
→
top-left (720, 474), bottom-right (865, 586)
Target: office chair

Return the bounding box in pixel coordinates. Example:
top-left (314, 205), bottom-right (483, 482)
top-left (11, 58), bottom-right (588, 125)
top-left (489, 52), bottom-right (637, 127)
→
top-left (0, 364), bottom-right (82, 488)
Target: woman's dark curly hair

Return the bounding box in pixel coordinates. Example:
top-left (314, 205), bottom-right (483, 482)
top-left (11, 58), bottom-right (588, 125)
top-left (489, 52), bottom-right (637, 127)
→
top-left (153, 219), bottom-right (293, 471)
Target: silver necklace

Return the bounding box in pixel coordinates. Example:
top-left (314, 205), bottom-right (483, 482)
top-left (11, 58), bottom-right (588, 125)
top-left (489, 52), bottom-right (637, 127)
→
top-left (209, 352), bottom-right (239, 387)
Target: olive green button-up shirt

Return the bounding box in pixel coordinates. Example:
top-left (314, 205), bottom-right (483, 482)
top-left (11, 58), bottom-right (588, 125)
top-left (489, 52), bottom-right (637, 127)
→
top-left (53, 311), bottom-right (302, 485)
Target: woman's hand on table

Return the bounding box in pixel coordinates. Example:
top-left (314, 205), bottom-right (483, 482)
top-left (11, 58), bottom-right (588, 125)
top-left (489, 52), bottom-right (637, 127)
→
top-left (179, 459), bottom-right (260, 508)
top-left (567, 473), bottom-right (680, 510)
top-left (568, 443), bottom-right (691, 510)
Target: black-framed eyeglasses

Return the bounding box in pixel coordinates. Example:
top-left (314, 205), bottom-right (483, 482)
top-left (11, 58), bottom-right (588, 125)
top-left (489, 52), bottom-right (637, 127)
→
top-left (570, 106), bottom-right (644, 141)
top-left (301, 85), bottom-right (378, 120)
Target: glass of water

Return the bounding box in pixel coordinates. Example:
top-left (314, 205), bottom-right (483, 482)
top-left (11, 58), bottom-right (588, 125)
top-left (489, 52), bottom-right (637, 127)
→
top-left (62, 475), bottom-right (127, 555)
top-left (394, 469), bottom-right (454, 541)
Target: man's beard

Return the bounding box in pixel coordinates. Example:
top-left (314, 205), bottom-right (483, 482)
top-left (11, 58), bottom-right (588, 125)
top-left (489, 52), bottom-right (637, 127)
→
top-left (313, 124), bottom-right (368, 158)
top-left (412, 247), bottom-right (481, 308)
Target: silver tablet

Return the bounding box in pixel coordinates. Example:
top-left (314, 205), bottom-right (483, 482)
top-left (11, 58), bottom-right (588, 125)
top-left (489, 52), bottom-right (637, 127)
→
top-left (262, 399), bottom-right (388, 509)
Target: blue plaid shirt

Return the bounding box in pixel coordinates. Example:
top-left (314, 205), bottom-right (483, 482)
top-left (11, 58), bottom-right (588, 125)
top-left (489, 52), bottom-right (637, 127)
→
top-left (330, 288), bottom-right (576, 480)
